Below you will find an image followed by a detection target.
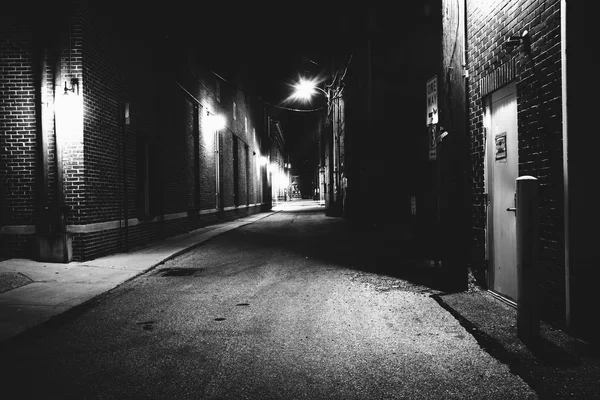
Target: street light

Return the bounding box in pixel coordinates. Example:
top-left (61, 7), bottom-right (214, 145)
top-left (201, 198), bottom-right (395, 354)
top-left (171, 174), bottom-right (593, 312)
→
top-left (290, 77), bottom-right (329, 104)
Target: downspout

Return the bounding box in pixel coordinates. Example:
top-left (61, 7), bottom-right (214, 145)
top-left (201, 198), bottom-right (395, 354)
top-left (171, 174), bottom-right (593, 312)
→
top-left (215, 126), bottom-right (220, 209)
top-left (35, 43), bottom-right (49, 234)
top-left (463, 0), bottom-right (471, 273)
top-left (122, 102), bottom-right (128, 251)
top-left (53, 47), bottom-right (66, 234)
top-left (560, 0), bottom-right (570, 328)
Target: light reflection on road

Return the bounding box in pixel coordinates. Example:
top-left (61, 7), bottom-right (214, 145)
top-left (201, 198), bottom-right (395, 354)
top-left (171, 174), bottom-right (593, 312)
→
top-left (272, 199), bottom-right (325, 212)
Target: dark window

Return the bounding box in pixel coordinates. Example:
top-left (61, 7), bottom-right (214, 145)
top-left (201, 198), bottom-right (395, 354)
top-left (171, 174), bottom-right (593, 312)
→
top-left (245, 144), bottom-right (250, 206)
top-left (136, 135), bottom-right (157, 218)
top-left (233, 136), bottom-right (239, 207)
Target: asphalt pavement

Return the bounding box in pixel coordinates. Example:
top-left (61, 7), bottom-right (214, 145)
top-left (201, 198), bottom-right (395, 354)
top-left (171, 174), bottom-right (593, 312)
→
top-left (0, 199), bottom-right (598, 399)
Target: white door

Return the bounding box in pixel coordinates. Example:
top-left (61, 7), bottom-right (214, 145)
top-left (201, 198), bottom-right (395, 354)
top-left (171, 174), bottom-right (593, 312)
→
top-left (488, 82), bottom-right (518, 302)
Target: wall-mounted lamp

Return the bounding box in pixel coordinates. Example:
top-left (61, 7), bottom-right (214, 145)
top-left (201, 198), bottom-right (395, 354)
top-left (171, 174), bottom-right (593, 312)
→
top-left (124, 102), bottom-right (130, 125)
top-left (506, 30), bottom-right (529, 49)
top-left (206, 111), bottom-right (226, 131)
top-left (438, 128), bottom-right (449, 143)
top-left (64, 77), bottom-right (79, 95)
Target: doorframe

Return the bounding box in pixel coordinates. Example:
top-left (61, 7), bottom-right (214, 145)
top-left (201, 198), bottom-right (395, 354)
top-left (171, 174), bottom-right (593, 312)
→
top-left (484, 81), bottom-right (519, 307)
top-left (483, 96), bottom-right (492, 290)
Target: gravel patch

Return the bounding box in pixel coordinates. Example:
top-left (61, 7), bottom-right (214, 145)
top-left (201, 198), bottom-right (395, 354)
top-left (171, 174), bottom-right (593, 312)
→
top-left (0, 272), bottom-right (33, 294)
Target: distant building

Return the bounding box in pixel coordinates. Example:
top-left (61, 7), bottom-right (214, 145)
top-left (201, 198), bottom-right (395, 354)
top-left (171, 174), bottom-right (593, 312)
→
top-left (268, 119), bottom-right (289, 203)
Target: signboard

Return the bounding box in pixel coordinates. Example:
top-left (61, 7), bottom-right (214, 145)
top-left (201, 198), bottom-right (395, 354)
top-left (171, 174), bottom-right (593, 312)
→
top-left (426, 76), bottom-right (438, 125)
top-left (495, 132), bottom-right (507, 162)
top-left (428, 124), bottom-right (437, 161)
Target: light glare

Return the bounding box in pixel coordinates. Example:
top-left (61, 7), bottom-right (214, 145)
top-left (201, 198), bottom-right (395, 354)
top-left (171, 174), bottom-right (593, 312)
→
top-left (206, 114), bottom-right (226, 131)
top-left (293, 78), bottom-right (318, 101)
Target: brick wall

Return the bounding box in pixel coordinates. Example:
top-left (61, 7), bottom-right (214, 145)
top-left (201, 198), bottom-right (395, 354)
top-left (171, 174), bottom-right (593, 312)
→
top-left (199, 104), bottom-right (217, 211)
top-left (1, 2), bottom-right (270, 261)
top-left (0, 21), bottom-right (37, 255)
top-left (467, 0), bottom-right (564, 321)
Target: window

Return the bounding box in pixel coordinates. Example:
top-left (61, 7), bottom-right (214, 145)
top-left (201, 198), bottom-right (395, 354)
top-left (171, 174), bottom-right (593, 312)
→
top-left (233, 102), bottom-right (236, 120)
top-left (216, 81), bottom-right (221, 103)
top-left (136, 135), bottom-right (157, 218)
top-left (233, 136), bottom-right (239, 207)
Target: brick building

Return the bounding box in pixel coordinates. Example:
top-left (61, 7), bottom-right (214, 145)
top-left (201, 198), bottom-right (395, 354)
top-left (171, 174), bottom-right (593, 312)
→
top-left (267, 119), bottom-right (289, 203)
top-left (318, 7), bottom-right (437, 234)
top-left (324, 2), bottom-right (597, 345)
top-left (445, 0), bottom-right (598, 344)
top-left (0, 1), bottom-right (274, 262)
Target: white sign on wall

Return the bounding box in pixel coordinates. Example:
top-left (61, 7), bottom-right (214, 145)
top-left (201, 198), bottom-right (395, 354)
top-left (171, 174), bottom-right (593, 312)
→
top-left (426, 76), bottom-right (438, 126)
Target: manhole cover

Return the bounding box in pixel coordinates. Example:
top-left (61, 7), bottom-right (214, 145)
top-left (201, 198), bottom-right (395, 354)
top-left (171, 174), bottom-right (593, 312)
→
top-left (157, 268), bottom-right (203, 277)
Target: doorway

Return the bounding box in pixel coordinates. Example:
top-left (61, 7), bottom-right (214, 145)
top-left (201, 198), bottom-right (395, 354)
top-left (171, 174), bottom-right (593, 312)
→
top-left (486, 82), bottom-right (518, 302)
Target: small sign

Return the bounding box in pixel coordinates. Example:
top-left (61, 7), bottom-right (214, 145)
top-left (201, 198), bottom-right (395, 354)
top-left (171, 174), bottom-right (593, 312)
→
top-left (495, 132), bottom-right (507, 162)
top-left (426, 76), bottom-right (438, 125)
top-left (428, 124), bottom-right (437, 161)
top-left (411, 196), bottom-right (416, 215)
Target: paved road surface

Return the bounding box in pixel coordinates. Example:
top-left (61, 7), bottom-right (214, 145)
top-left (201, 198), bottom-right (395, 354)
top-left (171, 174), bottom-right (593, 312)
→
top-left (0, 201), bottom-right (537, 399)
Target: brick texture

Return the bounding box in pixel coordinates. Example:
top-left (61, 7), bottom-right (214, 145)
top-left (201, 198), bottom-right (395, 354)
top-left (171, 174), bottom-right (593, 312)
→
top-left (467, 0), bottom-right (564, 321)
top-left (0, 24), bottom-right (37, 227)
top-left (1, 1), bottom-right (270, 260)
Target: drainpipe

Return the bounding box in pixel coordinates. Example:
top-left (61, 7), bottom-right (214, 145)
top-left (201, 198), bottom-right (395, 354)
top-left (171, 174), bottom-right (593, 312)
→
top-left (215, 127), bottom-right (221, 209)
top-left (35, 43), bottom-right (49, 234)
top-left (53, 49), bottom-right (66, 234)
top-left (122, 102), bottom-right (129, 251)
top-left (560, 0), bottom-right (570, 328)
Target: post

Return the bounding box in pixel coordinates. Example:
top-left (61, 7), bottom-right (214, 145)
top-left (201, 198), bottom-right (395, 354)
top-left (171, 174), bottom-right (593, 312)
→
top-left (516, 175), bottom-right (540, 344)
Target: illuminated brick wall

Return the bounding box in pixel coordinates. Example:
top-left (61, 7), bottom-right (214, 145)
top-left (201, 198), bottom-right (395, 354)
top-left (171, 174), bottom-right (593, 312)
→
top-left (1, 2), bottom-right (271, 261)
top-left (467, 0), bottom-right (564, 321)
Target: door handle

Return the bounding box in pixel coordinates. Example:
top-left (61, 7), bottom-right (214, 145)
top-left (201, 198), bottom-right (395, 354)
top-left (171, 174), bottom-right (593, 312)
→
top-left (506, 193), bottom-right (516, 212)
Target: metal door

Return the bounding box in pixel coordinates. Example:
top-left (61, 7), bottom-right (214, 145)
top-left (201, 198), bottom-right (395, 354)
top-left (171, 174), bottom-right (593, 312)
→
top-left (488, 82), bottom-right (518, 302)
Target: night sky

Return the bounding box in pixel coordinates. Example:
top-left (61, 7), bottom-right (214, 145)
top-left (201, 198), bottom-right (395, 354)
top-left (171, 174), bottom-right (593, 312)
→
top-left (108, 2), bottom-right (437, 177)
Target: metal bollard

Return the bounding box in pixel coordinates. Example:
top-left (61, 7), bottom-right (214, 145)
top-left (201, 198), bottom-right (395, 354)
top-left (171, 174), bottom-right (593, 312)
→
top-left (516, 176), bottom-right (540, 344)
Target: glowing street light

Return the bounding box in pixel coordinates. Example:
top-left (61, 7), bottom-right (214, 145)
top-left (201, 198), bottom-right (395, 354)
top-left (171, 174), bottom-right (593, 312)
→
top-left (290, 77), bottom-right (329, 103)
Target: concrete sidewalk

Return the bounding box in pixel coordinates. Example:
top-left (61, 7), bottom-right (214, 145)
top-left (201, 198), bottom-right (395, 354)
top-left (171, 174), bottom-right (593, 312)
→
top-left (0, 210), bottom-right (277, 343)
top-left (433, 289), bottom-right (600, 399)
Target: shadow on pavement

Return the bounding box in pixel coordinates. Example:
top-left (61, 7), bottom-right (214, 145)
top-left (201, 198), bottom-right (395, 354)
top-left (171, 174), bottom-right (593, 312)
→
top-left (528, 336), bottom-right (583, 366)
top-left (239, 206), bottom-right (452, 294)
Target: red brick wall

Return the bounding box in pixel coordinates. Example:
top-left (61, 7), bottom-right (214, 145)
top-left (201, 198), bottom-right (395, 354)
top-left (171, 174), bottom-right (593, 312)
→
top-left (467, 0), bottom-right (564, 320)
